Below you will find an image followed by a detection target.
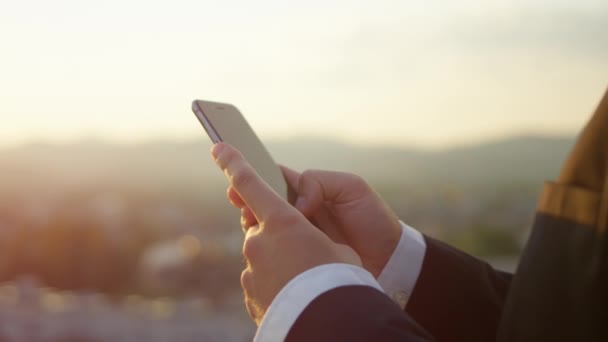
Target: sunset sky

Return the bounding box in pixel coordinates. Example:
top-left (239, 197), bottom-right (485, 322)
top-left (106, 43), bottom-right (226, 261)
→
top-left (1, 0), bottom-right (607, 148)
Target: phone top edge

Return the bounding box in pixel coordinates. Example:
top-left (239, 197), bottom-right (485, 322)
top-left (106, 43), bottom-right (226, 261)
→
top-left (192, 100), bottom-right (222, 144)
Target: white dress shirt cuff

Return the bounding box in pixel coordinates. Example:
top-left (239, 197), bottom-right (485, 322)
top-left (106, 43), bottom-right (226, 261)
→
top-left (254, 263), bottom-right (382, 342)
top-left (377, 221), bottom-right (427, 308)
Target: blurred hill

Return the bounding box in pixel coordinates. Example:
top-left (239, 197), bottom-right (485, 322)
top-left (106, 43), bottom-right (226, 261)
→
top-left (269, 135), bottom-right (574, 186)
top-left (0, 135), bottom-right (574, 193)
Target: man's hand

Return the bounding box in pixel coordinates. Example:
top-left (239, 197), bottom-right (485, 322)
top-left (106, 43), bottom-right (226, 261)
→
top-left (228, 167), bottom-right (402, 278)
top-left (213, 143), bottom-right (362, 325)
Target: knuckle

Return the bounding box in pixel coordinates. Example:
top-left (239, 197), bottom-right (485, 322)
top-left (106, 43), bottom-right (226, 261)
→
top-left (299, 169), bottom-right (323, 192)
top-left (346, 173), bottom-right (370, 191)
top-left (227, 186), bottom-right (236, 197)
top-left (240, 268), bottom-right (253, 290)
top-left (300, 169), bottom-right (317, 181)
top-left (218, 147), bottom-right (240, 169)
top-left (227, 187), bottom-right (238, 203)
top-left (242, 234), bottom-right (263, 261)
top-left (231, 168), bottom-right (254, 189)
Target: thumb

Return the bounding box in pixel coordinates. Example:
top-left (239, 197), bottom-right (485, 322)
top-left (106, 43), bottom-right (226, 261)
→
top-left (295, 170), bottom-right (369, 217)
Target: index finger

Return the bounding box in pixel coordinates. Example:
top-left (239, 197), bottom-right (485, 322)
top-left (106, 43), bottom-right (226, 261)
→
top-left (212, 143), bottom-right (289, 221)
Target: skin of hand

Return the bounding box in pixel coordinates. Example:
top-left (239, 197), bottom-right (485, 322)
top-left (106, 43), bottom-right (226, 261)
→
top-left (212, 143), bottom-right (362, 325)
top-left (228, 166), bottom-right (402, 278)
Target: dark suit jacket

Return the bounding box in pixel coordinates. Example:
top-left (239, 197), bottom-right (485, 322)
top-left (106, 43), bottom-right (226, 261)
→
top-left (286, 88), bottom-right (608, 342)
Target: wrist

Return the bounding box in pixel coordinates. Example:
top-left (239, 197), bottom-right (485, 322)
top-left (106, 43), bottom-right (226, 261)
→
top-left (367, 217), bottom-right (403, 278)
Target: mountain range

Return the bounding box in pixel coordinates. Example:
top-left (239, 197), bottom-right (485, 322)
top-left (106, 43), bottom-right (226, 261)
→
top-left (0, 135), bottom-right (575, 194)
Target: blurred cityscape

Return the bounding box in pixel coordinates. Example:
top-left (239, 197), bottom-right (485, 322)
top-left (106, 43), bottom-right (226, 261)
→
top-left (0, 136), bottom-right (573, 340)
top-left (0, 277), bottom-right (253, 341)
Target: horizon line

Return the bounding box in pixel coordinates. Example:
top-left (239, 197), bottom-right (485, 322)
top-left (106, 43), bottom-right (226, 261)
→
top-left (0, 132), bottom-right (576, 152)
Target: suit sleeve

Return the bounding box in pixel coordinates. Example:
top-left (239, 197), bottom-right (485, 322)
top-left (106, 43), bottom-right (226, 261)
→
top-left (406, 237), bottom-right (513, 342)
top-left (287, 285), bottom-right (435, 342)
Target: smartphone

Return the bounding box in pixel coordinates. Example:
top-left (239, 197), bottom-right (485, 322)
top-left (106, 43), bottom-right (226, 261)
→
top-left (192, 99), bottom-right (293, 201)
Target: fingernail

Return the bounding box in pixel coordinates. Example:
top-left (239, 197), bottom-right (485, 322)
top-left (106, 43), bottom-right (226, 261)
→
top-left (295, 196), bottom-right (307, 211)
top-left (211, 143), bottom-right (225, 159)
